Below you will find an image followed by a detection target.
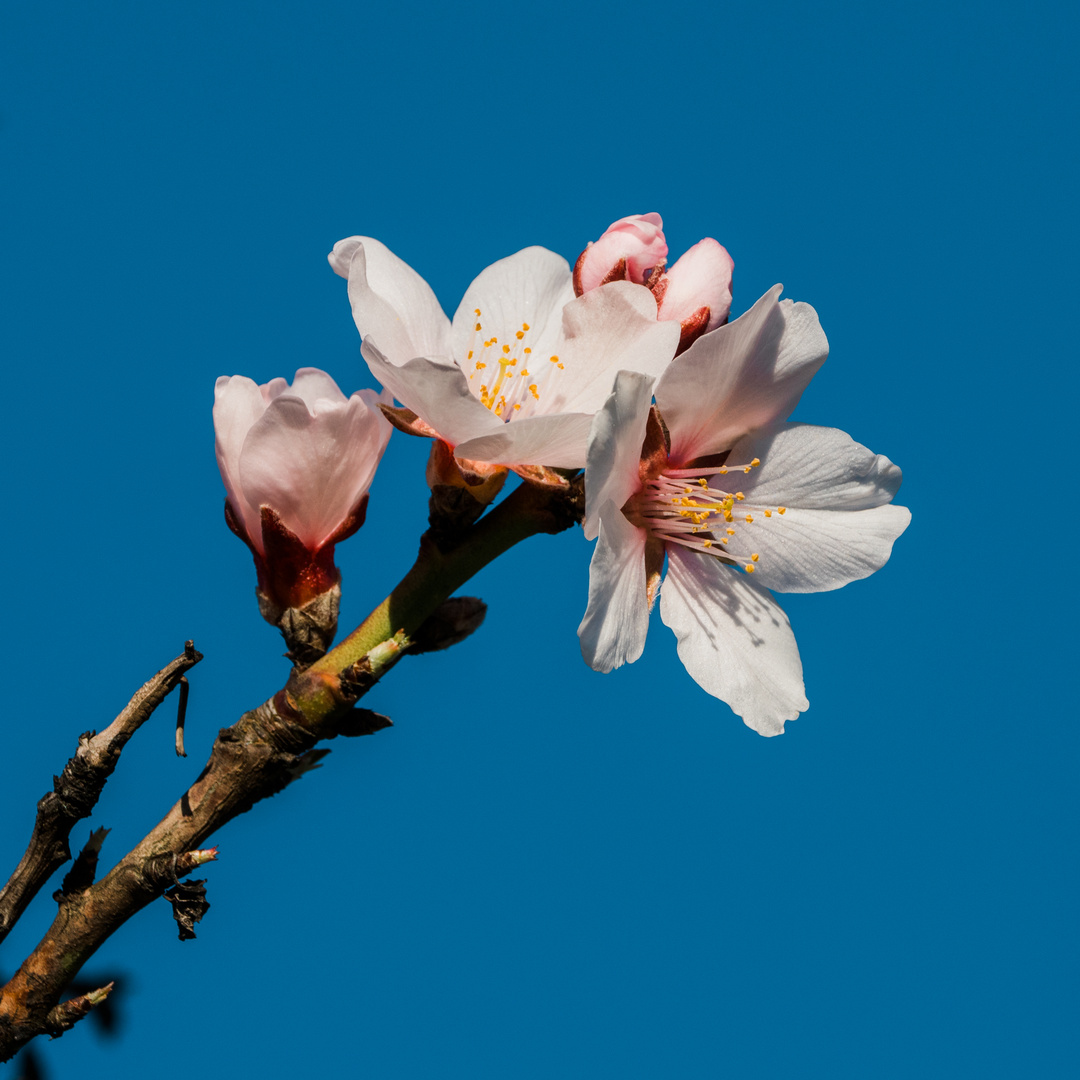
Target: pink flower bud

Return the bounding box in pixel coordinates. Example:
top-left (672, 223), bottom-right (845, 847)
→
top-left (573, 213), bottom-right (668, 295)
top-left (213, 369), bottom-right (391, 615)
top-left (574, 215), bottom-right (735, 354)
top-left (653, 237), bottom-right (734, 352)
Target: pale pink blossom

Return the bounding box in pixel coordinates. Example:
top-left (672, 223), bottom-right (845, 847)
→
top-left (578, 286), bottom-right (910, 736)
top-left (328, 237), bottom-right (680, 473)
top-left (573, 213), bottom-right (734, 352)
top-left (213, 368), bottom-right (391, 608)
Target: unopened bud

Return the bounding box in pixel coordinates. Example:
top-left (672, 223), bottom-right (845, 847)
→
top-left (573, 213), bottom-right (668, 296)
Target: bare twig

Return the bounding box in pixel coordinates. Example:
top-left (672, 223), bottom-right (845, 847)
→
top-left (0, 643), bottom-right (203, 946)
top-left (43, 982), bottom-right (114, 1040)
top-left (175, 676), bottom-right (190, 758)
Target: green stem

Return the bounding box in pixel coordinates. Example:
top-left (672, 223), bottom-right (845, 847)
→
top-left (294, 480), bottom-right (579, 721)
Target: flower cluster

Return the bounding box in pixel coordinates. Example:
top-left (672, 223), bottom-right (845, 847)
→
top-left (213, 212), bottom-right (908, 733)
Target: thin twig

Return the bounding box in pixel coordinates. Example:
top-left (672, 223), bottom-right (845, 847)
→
top-left (175, 676), bottom-right (189, 758)
top-left (0, 643), bottom-right (203, 946)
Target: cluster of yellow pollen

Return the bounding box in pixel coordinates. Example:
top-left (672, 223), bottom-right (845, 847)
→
top-left (632, 458), bottom-right (787, 574)
top-left (465, 308), bottom-right (562, 418)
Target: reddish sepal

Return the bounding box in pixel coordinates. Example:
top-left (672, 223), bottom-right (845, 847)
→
top-left (676, 306), bottom-right (711, 355)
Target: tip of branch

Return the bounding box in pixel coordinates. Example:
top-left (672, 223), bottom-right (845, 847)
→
top-left (85, 981), bottom-right (116, 1006)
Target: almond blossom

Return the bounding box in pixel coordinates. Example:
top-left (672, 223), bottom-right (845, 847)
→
top-left (578, 286), bottom-right (910, 736)
top-left (328, 237), bottom-right (680, 475)
top-left (213, 368), bottom-right (391, 620)
top-left (573, 213), bottom-right (735, 353)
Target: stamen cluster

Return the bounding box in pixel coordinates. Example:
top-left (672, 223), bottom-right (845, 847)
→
top-left (465, 307), bottom-right (563, 418)
top-left (628, 458), bottom-right (786, 574)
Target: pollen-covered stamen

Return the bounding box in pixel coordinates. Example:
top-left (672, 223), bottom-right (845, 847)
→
top-left (463, 312), bottom-right (571, 420)
top-left (625, 458), bottom-right (780, 571)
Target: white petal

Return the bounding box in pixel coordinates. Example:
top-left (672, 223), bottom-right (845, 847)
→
top-left (285, 367), bottom-right (348, 410)
top-left (578, 503), bottom-right (650, 673)
top-left (212, 375), bottom-right (268, 545)
top-left (335, 236), bottom-right (452, 366)
top-left (721, 423), bottom-right (911, 593)
top-left (583, 369), bottom-right (655, 541)
top-left (238, 393), bottom-right (391, 550)
top-left (455, 412), bottom-right (593, 469)
top-left (362, 340), bottom-right (503, 448)
top-left (660, 547), bottom-right (807, 736)
top-left (451, 246), bottom-right (574, 362)
top-left (736, 504), bottom-right (911, 594)
top-left (657, 285), bottom-right (828, 462)
top-left (543, 282), bottom-right (680, 416)
top-left (731, 423), bottom-right (904, 510)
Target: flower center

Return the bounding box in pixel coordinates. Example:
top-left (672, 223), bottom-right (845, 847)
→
top-left (464, 308), bottom-right (564, 419)
top-left (626, 458), bottom-right (786, 574)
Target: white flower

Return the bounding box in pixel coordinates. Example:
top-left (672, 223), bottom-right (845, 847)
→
top-left (329, 237), bottom-right (680, 472)
top-left (578, 286), bottom-right (910, 736)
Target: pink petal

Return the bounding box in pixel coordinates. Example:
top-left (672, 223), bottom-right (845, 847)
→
top-left (213, 375), bottom-right (270, 548)
top-left (238, 386), bottom-right (391, 551)
top-left (657, 238), bottom-right (734, 331)
top-left (657, 285), bottom-right (828, 464)
top-left (574, 213), bottom-right (668, 294)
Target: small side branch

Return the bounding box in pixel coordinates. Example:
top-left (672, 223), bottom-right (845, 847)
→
top-left (0, 643), bottom-right (203, 945)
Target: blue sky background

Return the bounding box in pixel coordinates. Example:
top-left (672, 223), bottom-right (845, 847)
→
top-left (2, 1), bottom-right (1076, 1077)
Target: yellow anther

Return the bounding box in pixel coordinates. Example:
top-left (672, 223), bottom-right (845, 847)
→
top-left (502, 344), bottom-right (511, 354)
top-left (745, 564), bottom-right (755, 573)
top-left (764, 509), bottom-right (772, 517)
top-left (703, 539), bottom-right (713, 548)
top-left (699, 478), bottom-right (708, 487)
top-left (475, 361), bottom-right (486, 370)
top-left (520, 369), bottom-right (529, 377)
top-left (724, 511), bottom-right (733, 522)
top-left (719, 467), bottom-right (728, 474)
top-left (684, 486), bottom-right (693, 494)
top-left (744, 466), bottom-right (752, 473)
top-left (751, 458), bottom-right (760, 467)
top-left (474, 308), bottom-right (481, 316)
top-left (513, 403), bottom-right (521, 410)
top-left (745, 514), bottom-right (754, 523)
top-left (726, 528), bottom-right (735, 535)
top-left (735, 492), bottom-right (745, 501)
top-left (516, 331), bottom-right (525, 340)
top-left (529, 384), bottom-right (539, 399)
top-left (474, 322), bottom-right (482, 331)
top-left (778, 507), bottom-right (787, 514)
top-left (720, 537), bottom-right (729, 544)
top-left (523, 347), bottom-right (532, 354)
top-left (467, 350), bottom-right (474, 360)
top-left (522, 322), bottom-right (530, 331)
top-left (751, 553), bottom-right (759, 562)
top-left (549, 355), bottom-right (559, 363)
